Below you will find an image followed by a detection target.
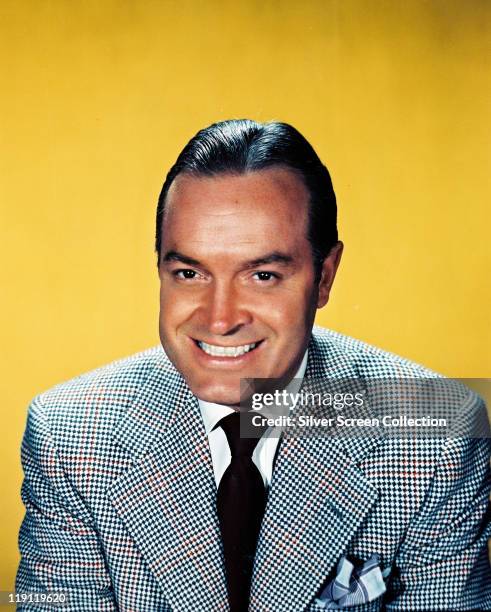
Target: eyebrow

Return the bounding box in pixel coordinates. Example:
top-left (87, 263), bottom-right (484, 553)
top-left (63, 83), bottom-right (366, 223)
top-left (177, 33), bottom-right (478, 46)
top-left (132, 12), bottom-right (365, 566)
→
top-left (162, 250), bottom-right (201, 266)
top-left (161, 250), bottom-right (294, 268)
top-left (242, 252), bottom-right (294, 268)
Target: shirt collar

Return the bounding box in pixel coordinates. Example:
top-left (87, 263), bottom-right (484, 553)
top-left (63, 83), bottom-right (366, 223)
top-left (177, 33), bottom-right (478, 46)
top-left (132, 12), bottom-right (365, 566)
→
top-left (198, 349), bottom-right (309, 435)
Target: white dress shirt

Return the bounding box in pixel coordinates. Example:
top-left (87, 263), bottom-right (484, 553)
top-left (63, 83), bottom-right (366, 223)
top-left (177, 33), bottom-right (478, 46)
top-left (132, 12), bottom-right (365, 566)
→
top-left (198, 351), bottom-right (308, 488)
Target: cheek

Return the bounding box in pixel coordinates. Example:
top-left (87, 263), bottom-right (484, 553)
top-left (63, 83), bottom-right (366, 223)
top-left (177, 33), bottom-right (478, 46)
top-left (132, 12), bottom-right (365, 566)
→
top-left (159, 293), bottom-right (183, 345)
top-left (159, 284), bottom-right (193, 325)
top-left (265, 284), bottom-right (318, 328)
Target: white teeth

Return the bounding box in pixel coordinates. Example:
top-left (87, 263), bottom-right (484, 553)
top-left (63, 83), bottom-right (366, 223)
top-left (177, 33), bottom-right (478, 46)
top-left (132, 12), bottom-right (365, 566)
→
top-left (198, 341), bottom-right (258, 357)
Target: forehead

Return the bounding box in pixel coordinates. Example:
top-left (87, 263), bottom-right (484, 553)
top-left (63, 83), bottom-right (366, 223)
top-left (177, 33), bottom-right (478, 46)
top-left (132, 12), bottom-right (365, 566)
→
top-left (163, 167), bottom-right (310, 251)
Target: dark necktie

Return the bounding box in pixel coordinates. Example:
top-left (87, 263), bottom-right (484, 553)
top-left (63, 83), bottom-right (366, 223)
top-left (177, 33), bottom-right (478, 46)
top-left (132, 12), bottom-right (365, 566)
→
top-left (216, 412), bottom-right (266, 612)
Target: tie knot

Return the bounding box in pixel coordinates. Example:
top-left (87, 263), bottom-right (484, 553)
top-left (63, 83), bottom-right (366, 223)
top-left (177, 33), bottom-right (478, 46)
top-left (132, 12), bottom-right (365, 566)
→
top-left (218, 412), bottom-right (264, 458)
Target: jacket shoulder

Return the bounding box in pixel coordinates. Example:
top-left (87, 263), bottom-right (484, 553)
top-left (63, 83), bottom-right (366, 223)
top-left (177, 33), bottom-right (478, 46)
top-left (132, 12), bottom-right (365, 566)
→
top-left (311, 326), bottom-right (487, 420)
top-left (27, 346), bottom-right (175, 432)
top-left (312, 325), bottom-right (442, 377)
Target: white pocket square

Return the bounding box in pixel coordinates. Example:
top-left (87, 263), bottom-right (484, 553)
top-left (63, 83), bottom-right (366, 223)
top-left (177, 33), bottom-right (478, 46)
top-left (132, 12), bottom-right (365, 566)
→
top-left (315, 553), bottom-right (388, 609)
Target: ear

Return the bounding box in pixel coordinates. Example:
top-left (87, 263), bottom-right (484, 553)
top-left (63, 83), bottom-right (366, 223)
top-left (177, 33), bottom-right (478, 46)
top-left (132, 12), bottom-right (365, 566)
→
top-left (317, 241), bottom-right (343, 308)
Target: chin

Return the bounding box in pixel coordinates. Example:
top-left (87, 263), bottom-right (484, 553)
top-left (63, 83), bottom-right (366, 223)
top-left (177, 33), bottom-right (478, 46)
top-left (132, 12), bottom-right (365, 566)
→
top-left (191, 382), bottom-right (242, 406)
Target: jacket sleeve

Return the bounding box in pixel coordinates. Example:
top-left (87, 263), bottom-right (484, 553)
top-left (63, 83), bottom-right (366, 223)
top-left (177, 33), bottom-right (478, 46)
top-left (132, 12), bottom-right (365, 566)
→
top-left (386, 395), bottom-right (491, 611)
top-left (16, 396), bottom-right (117, 611)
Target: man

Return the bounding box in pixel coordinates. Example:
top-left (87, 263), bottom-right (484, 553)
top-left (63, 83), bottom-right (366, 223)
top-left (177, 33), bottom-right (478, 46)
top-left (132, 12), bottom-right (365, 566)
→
top-left (17, 120), bottom-right (491, 611)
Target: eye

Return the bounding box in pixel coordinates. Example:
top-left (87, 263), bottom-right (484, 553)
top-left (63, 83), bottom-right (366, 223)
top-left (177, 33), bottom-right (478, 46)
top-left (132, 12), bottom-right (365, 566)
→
top-left (252, 271), bottom-right (279, 282)
top-left (174, 269), bottom-right (198, 280)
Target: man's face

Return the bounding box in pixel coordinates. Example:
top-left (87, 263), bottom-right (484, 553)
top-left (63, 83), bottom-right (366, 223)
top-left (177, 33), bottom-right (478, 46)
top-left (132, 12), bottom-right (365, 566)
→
top-left (158, 167), bottom-right (342, 405)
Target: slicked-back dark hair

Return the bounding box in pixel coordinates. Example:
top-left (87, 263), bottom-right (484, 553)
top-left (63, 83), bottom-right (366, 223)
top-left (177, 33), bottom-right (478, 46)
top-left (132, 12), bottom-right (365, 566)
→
top-left (155, 119), bottom-right (338, 279)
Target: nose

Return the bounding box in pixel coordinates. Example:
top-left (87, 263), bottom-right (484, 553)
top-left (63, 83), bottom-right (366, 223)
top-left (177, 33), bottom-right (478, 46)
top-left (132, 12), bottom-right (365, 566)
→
top-left (204, 281), bottom-right (252, 336)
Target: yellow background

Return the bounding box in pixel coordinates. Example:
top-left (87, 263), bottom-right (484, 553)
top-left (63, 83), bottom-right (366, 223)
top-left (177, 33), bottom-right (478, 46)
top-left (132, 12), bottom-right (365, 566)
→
top-left (1, 0), bottom-right (490, 593)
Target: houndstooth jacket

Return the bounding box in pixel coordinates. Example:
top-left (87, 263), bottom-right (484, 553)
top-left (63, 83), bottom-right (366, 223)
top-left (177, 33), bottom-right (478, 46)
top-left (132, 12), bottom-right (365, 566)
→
top-left (17, 327), bottom-right (491, 611)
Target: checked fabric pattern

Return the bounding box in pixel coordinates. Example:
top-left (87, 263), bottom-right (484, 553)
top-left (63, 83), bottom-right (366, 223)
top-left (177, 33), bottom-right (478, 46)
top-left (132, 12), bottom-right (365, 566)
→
top-left (16, 326), bottom-right (491, 611)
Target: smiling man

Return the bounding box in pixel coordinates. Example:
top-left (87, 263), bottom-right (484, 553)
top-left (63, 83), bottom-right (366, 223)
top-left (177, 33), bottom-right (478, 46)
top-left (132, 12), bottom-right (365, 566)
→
top-left (158, 167), bottom-right (341, 407)
top-left (17, 120), bottom-right (491, 611)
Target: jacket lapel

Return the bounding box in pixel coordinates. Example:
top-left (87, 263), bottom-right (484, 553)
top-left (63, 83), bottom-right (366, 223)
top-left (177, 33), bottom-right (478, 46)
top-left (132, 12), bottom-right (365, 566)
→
top-left (107, 354), bottom-right (228, 611)
top-left (250, 332), bottom-right (385, 611)
top-left (250, 437), bottom-right (379, 611)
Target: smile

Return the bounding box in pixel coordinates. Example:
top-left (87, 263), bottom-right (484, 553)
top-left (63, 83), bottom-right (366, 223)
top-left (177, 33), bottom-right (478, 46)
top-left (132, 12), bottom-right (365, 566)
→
top-left (197, 340), bottom-right (260, 358)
